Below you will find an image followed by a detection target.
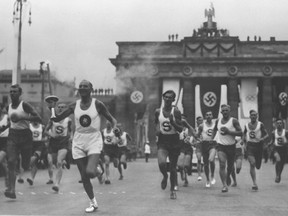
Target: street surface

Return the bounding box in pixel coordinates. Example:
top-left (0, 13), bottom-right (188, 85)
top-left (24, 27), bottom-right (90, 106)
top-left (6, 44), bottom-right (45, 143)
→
top-left (1, 158), bottom-right (288, 216)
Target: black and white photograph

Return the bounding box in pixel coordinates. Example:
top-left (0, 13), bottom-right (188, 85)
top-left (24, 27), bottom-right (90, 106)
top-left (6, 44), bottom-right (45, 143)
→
top-left (1, 0), bottom-right (288, 215)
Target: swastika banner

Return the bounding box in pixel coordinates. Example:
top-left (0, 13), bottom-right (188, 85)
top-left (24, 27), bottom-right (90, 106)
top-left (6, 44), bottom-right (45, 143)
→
top-left (274, 81), bottom-right (288, 119)
top-left (199, 81), bottom-right (221, 119)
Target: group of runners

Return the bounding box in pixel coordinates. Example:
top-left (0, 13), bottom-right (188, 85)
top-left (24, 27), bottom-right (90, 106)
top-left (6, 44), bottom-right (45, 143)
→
top-left (155, 89), bottom-right (288, 199)
top-left (0, 80), bottom-right (133, 213)
top-left (1, 83), bottom-right (288, 212)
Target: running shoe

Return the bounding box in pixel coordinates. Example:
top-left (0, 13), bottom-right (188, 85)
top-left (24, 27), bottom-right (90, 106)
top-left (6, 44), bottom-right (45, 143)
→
top-left (252, 185), bottom-right (258, 191)
top-left (183, 180), bottom-right (188, 187)
top-left (4, 191), bottom-right (16, 199)
top-left (205, 182), bottom-right (211, 188)
top-left (231, 182), bottom-right (237, 187)
top-left (170, 191), bottom-right (177, 200)
top-left (161, 177), bottom-right (168, 190)
top-left (27, 178), bottom-right (33, 186)
top-left (119, 175), bottom-right (123, 180)
top-left (105, 180), bottom-right (111, 184)
top-left (46, 180), bottom-right (53, 184)
top-left (221, 186), bottom-right (228, 193)
top-left (85, 201), bottom-right (98, 213)
top-left (17, 178), bottom-right (24, 184)
top-left (275, 175), bottom-right (281, 183)
top-left (52, 186), bottom-right (59, 192)
top-left (78, 180), bottom-right (83, 183)
top-left (174, 185), bottom-right (178, 191)
top-left (211, 178), bottom-right (216, 185)
top-left (197, 176), bottom-right (202, 181)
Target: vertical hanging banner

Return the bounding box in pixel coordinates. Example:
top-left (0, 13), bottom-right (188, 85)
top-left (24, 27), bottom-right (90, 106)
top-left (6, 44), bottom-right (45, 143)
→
top-left (162, 79), bottom-right (183, 113)
top-left (240, 79), bottom-right (258, 118)
top-left (200, 81), bottom-right (221, 118)
top-left (274, 82), bottom-right (288, 119)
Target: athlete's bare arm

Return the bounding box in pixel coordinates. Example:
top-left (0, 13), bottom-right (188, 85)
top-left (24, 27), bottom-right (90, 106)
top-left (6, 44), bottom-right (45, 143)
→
top-left (211, 119), bottom-right (219, 139)
top-left (22, 102), bottom-right (42, 123)
top-left (154, 109), bottom-right (161, 136)
top-left (96, 100), bottom-right (117, 128)
top-left (197, 123), bottom-right (203, 138)
top-left (260, 123), bottom-right (269, 142)
top-left (53, 102), bottom-right (76, 122)
top-left (126, 133), bottom-right (132, 142)
top-left (182, 119), bottom-right (197, 138)
top-left (231, 118), bottom-right (243, 137)
top-left (169, 107), bottom-right (183, 133)
top-left (44, 120), bottom-right (53, 137)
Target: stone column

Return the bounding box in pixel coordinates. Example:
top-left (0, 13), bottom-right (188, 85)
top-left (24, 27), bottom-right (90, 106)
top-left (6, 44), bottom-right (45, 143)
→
top-left (182, 79), bottom-right (195, 127)
top-left (115, 94), bottom-right (128, 126)
top-left (260, 78), bottom-right (273, 134)
top-left (147, 78), bottom-right (161, 153)
top-left (227, 78), bottom-right (239, 118)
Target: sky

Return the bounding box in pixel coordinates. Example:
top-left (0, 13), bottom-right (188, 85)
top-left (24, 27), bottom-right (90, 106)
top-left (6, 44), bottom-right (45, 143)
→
top-left (1, 0), bottom-right (288, 89)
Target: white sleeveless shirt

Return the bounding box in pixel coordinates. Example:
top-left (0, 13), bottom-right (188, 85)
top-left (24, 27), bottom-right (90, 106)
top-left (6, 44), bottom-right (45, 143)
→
top-left (0, 114), bottom-right (9, 137)
top-left (202, 121), bottom-right (215, 141)
top-left (117, 132), bottom-right (128, 147)
top-left (103, 128), bottom-right (115, 145)
top-left (159, 107), bottom-right (177, 135)
top-left (29, 123), bottom-right (43, 141)
top-left (74, 98), bottom-right (100, 134)
top-left (8, 101), bottom-right (30, 130)
top-left (50, 117), bottom-right (70, 138)
top-left (245, 121), bottom-right (262, 143)
top-left (274, 129), bottom-right (287, 147)
top-left (217, 117), bottom-right (236, 145)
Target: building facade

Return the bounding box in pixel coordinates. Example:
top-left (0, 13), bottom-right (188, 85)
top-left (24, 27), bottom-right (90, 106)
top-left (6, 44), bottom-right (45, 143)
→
top-left (110, 7), bottom-right (288, 154)
top-left (0, 69), bottom-right (76, 123)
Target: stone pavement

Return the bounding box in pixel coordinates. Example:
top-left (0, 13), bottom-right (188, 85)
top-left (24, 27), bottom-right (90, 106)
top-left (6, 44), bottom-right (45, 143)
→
top-left (1, 158), bottom-right (288, 216)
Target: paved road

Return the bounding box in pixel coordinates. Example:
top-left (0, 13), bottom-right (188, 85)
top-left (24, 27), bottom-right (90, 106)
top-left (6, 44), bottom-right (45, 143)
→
top-left (1, 158), bottom-right (288, 216)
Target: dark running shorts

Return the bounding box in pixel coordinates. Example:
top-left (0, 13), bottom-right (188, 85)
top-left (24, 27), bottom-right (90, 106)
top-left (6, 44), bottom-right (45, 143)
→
top-left (157, 133), bottom-right (180, 157)
top-left (7, 129), bottom-right (32, 170)
top-left (274, 145), bottom-right (288, 163)
top-left (247, 142), bottom-right (263, 169)
top-left (202, 140), bottom-right (217, 154)
top-left (103, 144), bottom-right (119, 159)
top-left (180, 140), bottom-right (193, 155)
top-left (217, 143), bottom-right (236, 158)
top-left (0, 137), bottom-right (8, 152)
top-left (118, 146), bottom-right (128, 158)
top-left (32, 141), bottom-right (44, 154)
top-left (49, 136), bottom-right (69, 154)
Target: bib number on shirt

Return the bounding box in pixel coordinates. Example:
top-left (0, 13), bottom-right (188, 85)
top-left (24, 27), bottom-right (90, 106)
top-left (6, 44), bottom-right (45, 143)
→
top-left (162, 121), bottom-right (172, 132)
top-left (249, 131), bottom-right (256, 139)
top-left (56, 125), bottom-right (64, 134)
top-left (33, 131), bottom-right (40, 138)
top-left (106, 136), bottom-right (112, 143)
top-left (277, 137), bottom-right (284, 145)
top-left (206, 129), bottom-right (213, 137)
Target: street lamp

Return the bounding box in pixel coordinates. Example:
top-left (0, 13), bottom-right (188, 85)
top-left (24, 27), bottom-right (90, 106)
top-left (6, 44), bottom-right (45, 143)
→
top-left (39, 61), bottom-right (53, 119)
top-left (12, 0), bottom-right (32, 85)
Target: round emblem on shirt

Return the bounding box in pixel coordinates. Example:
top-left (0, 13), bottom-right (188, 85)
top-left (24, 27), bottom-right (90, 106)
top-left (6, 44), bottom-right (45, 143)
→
top-left (79, 115), bottom-right (91, 127)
